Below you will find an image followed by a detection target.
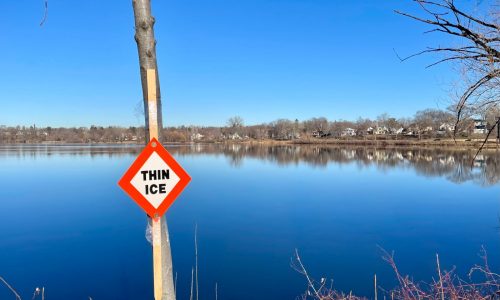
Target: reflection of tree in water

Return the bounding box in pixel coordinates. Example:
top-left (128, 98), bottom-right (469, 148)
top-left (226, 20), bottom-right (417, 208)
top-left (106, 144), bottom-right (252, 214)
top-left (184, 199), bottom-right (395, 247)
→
top-left (0, 144), bottom-right (142, 159)
top-left (225, 144), bottom-right (245, 167)
top-left (3, 144), bottom-right (499, 186)
top-left (171, 144), bottom-right (500, 186)
top-left (471, 155), bottom-right (500, 187)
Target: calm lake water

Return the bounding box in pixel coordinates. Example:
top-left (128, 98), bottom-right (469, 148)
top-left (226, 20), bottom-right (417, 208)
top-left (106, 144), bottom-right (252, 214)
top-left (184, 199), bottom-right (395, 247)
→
top-left (1, 144), bottom-right (500, 299)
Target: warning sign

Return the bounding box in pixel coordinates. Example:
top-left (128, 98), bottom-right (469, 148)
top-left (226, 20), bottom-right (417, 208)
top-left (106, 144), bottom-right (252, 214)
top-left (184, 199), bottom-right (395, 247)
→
top-left (118, 138), bottom-right (191, 218)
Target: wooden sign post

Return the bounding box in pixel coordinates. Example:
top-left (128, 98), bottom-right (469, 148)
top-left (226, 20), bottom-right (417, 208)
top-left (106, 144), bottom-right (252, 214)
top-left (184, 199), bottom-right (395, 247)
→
top-left (147, 69), bottom-right (175, 300)
top-left (118, 134), bottom-right (190, 300)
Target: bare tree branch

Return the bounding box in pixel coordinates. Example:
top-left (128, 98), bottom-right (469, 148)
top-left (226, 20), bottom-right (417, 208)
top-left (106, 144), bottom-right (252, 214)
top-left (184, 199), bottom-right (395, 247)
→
top-left (397, 0), bottom-right (499, 154)
top-left (40, 0), bottom-right (48, 27)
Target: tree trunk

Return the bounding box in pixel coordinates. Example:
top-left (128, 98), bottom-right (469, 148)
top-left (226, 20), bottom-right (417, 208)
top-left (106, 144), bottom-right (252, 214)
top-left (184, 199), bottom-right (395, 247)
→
top-left (132, 1), bottom-right (176, 300)
top-left (132, 0), bottom-right (163, 143)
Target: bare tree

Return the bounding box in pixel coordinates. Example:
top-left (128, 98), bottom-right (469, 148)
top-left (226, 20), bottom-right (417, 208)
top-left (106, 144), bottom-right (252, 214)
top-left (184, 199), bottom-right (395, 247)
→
top-left (227, 116), bottom-right (244, 128)
top-left (270, 119), bottom-right (295, 140)
top-left (413, 109), bottom-right (455, 137)
top-left (225, 116), bottom-right (245, 138)
top-left (304, 117), bottom-right (329, 135)
top-left (396, 0), bottom-right (499, 135)
top-left (355, 117), bottom-right (374, 137)
top-left (247, 124), bottom-right (270, 140)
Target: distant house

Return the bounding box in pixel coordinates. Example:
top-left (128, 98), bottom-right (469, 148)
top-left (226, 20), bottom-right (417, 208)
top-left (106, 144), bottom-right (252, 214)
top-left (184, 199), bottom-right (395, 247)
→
top-left (403, 127), bottom-right (418, 136)
top-left (473, 119), bottom-right (487, 134)
top-left (190, 133), bottom-right (204, 141)
top-left (375, 126), bottom-right (388, 135)
top-left (394, 127), bottom-right (404, 135)
top-left (366, 127), bottom-right (374, 135)
top-left (437, 123), bottom-right (455, 135)
top-left (312, 130), bottom-right (329, 138)
top-left (227, 133), bottom-right (242, 140)
top-left (341, 128), bottom-right (356, 137)
top-left (439, 123), bottom-right (455, 132)
top-left (423, 126), bottom-right (433, 133)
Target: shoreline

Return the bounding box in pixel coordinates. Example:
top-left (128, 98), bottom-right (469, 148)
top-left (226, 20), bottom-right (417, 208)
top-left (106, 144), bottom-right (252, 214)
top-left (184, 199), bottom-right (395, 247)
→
top-left (288, 137), bottom-right (500, 150)
top-left (2, 137), bottom-right (500, 150)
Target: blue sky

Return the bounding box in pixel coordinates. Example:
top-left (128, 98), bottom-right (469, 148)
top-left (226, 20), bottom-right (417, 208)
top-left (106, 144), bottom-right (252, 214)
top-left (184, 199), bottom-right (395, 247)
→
top-left (0, 0), bottom-right (476, 127)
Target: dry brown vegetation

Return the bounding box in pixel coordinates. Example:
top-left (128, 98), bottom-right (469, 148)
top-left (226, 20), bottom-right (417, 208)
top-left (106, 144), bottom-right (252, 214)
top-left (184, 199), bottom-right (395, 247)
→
top-left (293, 248), bottom-right (500, 300)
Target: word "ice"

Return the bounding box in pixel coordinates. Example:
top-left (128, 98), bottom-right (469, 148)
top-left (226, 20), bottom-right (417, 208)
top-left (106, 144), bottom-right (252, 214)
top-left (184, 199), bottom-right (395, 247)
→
top-left (140, 169), bottom-right (170, 195)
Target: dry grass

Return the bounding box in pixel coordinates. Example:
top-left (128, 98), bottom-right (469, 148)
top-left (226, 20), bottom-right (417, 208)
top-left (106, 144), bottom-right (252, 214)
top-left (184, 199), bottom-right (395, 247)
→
top-left (4, 247), bottom-right (499, 299)
top-left (292, 247), bottom-right (500, 300)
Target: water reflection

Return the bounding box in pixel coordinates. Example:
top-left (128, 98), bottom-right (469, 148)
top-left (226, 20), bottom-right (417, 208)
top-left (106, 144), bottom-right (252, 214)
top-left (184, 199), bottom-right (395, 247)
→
top-left (172, 144), bottom-right (500, 186)
top-left (1, 144), bottom-right (499, 186)
top-left (0, 144), bottom-right (142, 158)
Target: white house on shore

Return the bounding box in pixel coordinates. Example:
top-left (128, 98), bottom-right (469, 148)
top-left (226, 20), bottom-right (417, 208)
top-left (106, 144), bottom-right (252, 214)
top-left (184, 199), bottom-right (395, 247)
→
top-left (227, 133), bottom-right (242, 140)
top-left (473, 119), bottom-right (487, 134)
top-left (439, 123), bottom-right (455, 132)
top-left (394, 127), bottom-right (404, 135)
top-left (341, 128), bottom-right (356, 137)
top-left (375, 126), bottom-right (389, 135)
top-left (191, 133), bottom-right (204, 141)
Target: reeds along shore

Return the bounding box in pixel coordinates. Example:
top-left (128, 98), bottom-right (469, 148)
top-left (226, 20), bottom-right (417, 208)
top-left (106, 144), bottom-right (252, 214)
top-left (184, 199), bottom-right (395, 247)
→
top-left (293, 248), bottom-right (500, 300)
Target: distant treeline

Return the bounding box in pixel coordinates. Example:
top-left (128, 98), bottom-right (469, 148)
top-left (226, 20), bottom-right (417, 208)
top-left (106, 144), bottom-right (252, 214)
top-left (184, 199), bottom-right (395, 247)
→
top-left (1, 108), bottom-right (497, 144)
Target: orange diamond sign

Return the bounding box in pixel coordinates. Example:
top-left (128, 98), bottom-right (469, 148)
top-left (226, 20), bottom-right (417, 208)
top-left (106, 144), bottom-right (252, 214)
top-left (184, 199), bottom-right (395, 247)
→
top-left (118, 138), bottom-right (191, 218)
